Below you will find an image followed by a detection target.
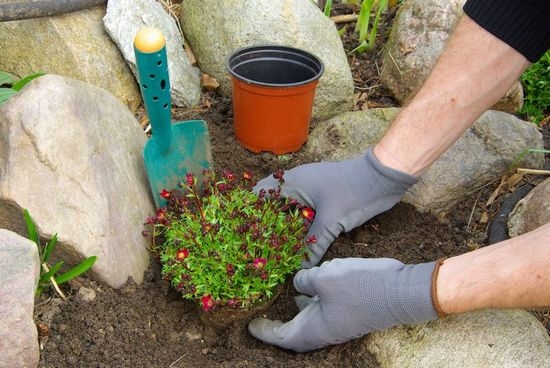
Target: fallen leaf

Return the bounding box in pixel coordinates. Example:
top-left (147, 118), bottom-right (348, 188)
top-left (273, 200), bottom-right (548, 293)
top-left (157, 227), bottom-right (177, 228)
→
top-left (201, 74), bottom-right (220, 91)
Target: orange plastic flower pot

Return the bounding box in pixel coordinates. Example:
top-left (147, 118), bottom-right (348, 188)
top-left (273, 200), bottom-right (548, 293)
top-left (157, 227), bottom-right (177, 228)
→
top-left (226, 45), bottom-right (324, 154)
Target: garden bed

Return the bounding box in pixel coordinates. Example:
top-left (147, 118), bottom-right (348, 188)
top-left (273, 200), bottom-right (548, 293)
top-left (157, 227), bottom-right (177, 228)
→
top-left (35, 3), bottom-right (549, 367)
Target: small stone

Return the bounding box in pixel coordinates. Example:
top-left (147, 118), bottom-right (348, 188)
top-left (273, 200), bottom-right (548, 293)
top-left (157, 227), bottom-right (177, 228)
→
top-left (77, 286), bottom-right (96, 302)
top-left (185, 329), bottom-right (203, 341)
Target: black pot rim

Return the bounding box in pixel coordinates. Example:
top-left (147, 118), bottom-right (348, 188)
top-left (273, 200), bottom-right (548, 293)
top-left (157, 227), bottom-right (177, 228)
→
top-left (226, 44), bottom-right (324, 88)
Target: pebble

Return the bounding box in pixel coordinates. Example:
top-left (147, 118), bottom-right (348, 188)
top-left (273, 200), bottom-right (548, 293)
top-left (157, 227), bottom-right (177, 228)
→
top-left (185, 329), bottom-right (203, 341)
top-left (77, 286), bottom-right (97, 302)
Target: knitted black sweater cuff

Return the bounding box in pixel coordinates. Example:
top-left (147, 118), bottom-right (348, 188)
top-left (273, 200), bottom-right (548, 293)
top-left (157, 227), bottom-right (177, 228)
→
top-left (464, 0), bottom-right (550, 62)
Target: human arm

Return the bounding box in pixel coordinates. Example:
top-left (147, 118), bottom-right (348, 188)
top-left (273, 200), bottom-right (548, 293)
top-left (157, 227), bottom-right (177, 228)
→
top-left (249, 0), bottom-right (550, 352)
top-left (437, 222), bottom-right (550, 314)
top-left (249, 222), bottom-right (550, 352)
top-left (256, 13), bottom-right (532, 267)
top-left (373, 14), bottom-right (531, 176)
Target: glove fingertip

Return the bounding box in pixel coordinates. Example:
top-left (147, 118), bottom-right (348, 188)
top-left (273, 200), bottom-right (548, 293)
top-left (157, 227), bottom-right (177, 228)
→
top-left (248, 318), bottom-right (285, 345)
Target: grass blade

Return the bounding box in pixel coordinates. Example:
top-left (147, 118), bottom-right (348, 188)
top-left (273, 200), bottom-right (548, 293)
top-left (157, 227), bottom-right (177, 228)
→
top-left (42, 233), bottom-right (58, 264)
top-left (323, 0), bottom-right (333, 16)
top-left (356, 0), bottom-right (374, 42)
top-left (11, 72), bottom-right (45, 91)
top-left (40, 261), bottom-right (64, 284)
top-left (23, 209), bottom-right (39, 245)
top-left (366, 0), bottom-right (386, 49)
top-left (55, 256), bottom-right (97, 284)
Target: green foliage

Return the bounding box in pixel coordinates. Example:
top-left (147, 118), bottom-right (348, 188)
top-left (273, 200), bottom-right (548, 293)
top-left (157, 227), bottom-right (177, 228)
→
top-left (322, 0), bottom-right (395, 54)
top-left (146, 170), bottom-right (316, 311)
top-left (323, 0), bottom-right (333, 16)
top-left (23, 209), bottom-right (97, 297)
top-left (519, 51), bottom-right (550, 125)
top-left (351, 0), bottom-right (388, 53)
top-left (0, 71), bottom-right (45, 106)
top-left (509, 148), bottom-right (550, 171)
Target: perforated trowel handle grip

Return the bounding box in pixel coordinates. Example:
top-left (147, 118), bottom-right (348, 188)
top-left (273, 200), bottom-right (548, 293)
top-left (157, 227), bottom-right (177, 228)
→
top-left (134, 27), bottom-right (172, 149)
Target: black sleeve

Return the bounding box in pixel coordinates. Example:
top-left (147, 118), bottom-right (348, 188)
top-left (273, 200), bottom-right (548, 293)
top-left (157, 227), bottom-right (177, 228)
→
top-left (463, 0), bottom-right (550, 63)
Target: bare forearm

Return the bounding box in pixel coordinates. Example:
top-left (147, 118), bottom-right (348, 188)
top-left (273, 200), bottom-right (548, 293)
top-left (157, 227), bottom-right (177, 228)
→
top-left (437, 222), bottom-right (550, 314)
top-left (374, 15), bottom-right (530, 176)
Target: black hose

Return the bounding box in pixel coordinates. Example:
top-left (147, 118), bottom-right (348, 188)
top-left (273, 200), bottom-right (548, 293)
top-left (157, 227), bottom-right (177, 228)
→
top-left (0, 0), bottom-right (107, 22)
top-left (487, 184), bottom-right (534, 245)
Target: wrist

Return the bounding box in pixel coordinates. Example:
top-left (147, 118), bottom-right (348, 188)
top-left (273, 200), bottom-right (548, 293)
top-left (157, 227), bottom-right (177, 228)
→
top-left (364, 148), bottom-right (418, 187)
top-left (373, 144), bottom-right (420, 177)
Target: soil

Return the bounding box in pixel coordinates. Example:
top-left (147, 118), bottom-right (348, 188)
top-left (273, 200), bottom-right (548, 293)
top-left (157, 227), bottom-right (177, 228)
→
top-left (34, 3), bottom-right (550, 368)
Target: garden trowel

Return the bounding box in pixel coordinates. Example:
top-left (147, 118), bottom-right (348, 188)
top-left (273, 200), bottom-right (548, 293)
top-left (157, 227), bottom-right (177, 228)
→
top-left (134, 27), bottom-right (211, 208)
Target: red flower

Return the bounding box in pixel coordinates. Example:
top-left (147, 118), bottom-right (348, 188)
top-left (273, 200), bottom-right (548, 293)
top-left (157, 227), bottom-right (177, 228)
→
top-left (201, 295), bottom-right (215, 311)
top-left (301, 207), bottom-right (315, 222)
top-left (306, 235), bottom-right (317, 244)
top-left (160, 189), bottom-right (171, 199)
top-left (155, 207), bottom-right (167, 219)
top-left (253, 258), bottom-right (267, 269)
top-left (154, 208), bottom-right (169, 225)
top-left (226, 263), bottom-right (235, 276)
top-left (185, 173), bottom-right (195, 187)
top-left (243, 171), bottom-right (254, 181)
top-left (201, 222), bottom-right (212, 232)
top-left (176, 248), bottom-right (189, 261)
top-left (272, 170), bottom-right (284, 181)
top-left (222, 170), bottom-right (235, 181)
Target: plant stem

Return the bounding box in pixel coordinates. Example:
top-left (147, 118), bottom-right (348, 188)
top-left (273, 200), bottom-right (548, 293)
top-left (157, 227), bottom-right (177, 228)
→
top-left (516, 168), bottom-right (550, 176)
top-left (42, 263), bottom-right (67, 301)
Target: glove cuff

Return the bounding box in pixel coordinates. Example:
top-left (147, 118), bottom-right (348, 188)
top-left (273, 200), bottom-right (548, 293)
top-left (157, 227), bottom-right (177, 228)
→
top-left (390, 261), bottom-right (440, 325)
top-left (431, 258), bottom-right (449, 318)
top-left (364, 148), bottom-right (418, 188)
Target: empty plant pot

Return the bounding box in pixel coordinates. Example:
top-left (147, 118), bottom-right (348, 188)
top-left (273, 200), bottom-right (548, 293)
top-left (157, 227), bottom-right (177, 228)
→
top-left (226, 45), bottom-right (324, 154)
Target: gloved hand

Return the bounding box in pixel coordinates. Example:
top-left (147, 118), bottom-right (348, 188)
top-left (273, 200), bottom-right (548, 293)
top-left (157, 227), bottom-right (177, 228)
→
top-left (248, 257), bottom-right (446, 353)
top-left (255, 148), bottom-right (418, 267)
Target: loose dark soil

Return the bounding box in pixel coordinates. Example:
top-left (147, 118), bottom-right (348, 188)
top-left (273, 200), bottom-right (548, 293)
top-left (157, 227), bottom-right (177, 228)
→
top-left (35, 3), bottom-right (549, 367)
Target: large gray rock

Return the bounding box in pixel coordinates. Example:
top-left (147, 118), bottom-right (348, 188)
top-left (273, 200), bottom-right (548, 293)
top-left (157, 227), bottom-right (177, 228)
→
top-left (0, 74), bottom-right (153, 288)
top-left (0, 230), bottom-right (40, 368)
top-left (0, 5), bottom-right (140, 107)
top-left (306, 108), bottom-right (544, 213)
top-left (404, 110), bottom-right (544, 212)
top-left (367, 309), bottom-right (550, 368)
top-left (508, 177), bottom-right (550, 237)
top-left (179, 0), bottom-right (354, 120)
top-left (104, 0), bottom-right (201, 107)
top-left (380, 0), bottom-right (522, 113)
top-left (305, 108), bottom-right (399, 160)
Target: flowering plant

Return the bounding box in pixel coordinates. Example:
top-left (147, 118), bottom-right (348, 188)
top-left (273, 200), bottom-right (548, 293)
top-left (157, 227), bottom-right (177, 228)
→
top-left (145, 169), bottom-right (316, 312)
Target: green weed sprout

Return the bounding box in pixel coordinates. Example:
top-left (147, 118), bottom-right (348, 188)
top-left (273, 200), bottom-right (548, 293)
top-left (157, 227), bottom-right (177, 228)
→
top-left (508, 148), bottom-right (550, 172)
top-left (321, 0), bottom-right (391, 54)
top-left (23, 209), bottom-right (97, 300)
top-left (323, 0), bottom-right (333, 16)
top-left (351, 0), bottom-right (388, 53)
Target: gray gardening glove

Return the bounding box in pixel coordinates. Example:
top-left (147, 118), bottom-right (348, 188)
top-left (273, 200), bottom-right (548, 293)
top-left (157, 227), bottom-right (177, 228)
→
top-left (255, 148), bottom-right (418, 267)
top-left (248, 258), bottom-right (444, 353)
